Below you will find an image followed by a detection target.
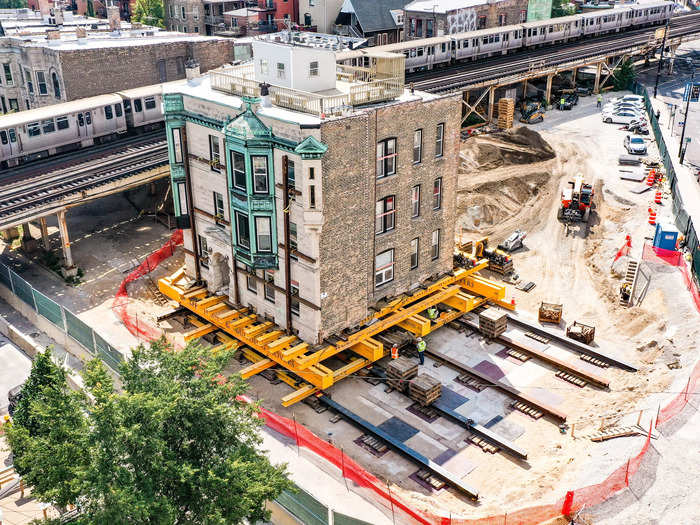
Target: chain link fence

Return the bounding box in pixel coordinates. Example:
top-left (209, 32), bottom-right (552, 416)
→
top-left (0, 261), bottom-right (124, 373)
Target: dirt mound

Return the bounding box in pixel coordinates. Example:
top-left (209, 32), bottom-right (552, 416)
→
top-left (460, 127), bottom-right (556, 171)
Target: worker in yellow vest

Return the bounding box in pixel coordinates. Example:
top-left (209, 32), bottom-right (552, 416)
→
top-left (391, 343), bottom-right (399, 359)
top-left (416, 337), bottom-right (426, 365)
top-left (597, 93), bottom-right (603, 108)
top-left (427, 306), bottom-right (438, 322)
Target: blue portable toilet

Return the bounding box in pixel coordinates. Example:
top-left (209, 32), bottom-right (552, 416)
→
top-left (653, 222), bottom-right (678, 251)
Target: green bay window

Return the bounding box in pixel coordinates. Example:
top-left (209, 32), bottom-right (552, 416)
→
top-left (235, 211), bottom-right (250, 250)
top-left (252, 156), bottom-right (269, 194)
top-left (255, 216), bottom-right (272, 252)
top-left (231, 151), bottom-right (246, 191)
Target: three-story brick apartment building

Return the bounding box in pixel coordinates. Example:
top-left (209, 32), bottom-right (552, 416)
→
top-left (165, 36), bottom-right (460, 344)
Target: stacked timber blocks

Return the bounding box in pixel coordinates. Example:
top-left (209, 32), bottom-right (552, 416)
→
top-left (386, 356), bottom-right (418, 393)
top-left (409, 374), bottom-right (442, 406)
top-left (497, 98), bottom-right (515, 129)
top-left (478, 308), bottom-right (507, 339)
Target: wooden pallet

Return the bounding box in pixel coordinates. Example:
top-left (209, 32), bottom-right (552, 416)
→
top-left (580, 354), bottom-right (609, 368)
top-left (357, 434), bottom-right (389, 455)
top-left (555, 371), bottom-right (587, 388)
top-left (409, 373), bottom-right (442, 406)
top-left (456, 373), bottom-right (489, 392)
top-left (587, 426), bottom-right (640, 442)
top-left (467, 434), bottom-right (500, 454)
top-left (511, 401), bottom-right (543, 419)
top-left (414, 469), bottom-right (446, 490)
top-left (524, 331), bottom-right (550, 345)
top-left (386, 356), bottom-right (418, 392)
top-left (506, 348), bottom-right (531, 362)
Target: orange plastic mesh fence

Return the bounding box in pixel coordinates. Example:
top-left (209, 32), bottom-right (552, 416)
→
top-left (112, 229), bottom-right (183, 341)
top-left (642, 242), bottom-right (682, 266)
top-left (680, 264), bottom-right (700, 314)
top-left (112, 231), bottom-right (700, 524)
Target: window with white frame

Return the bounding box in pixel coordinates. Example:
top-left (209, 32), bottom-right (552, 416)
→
top-left (209, 135), bottom-right (220, 171)
top-left (255, 216), bottom-right (272, 252)
top-left (235, 211), bottom-right (250, 249)
top-left (176, 181), bottom-right (188, 215)
top-left (24, 69), bottom-right (33, 94)
top-left (375, 249), bottom-right (394, 287)
top-left (246, 266), bottom-right (257, 293)
top-left (411, 185), bottom-right (420, 218)
top-left (259, 59), bottom-right (269, 75)
top-left (181, 6), bottom-right (185, 18)
top-left (433, 177), bottom-right (442, 210)
top-left (309, 61), bottom-right (319, 77)
top-left (431, 229), bottom-right (440, 260)
top-left (264, 270), bottom-right (275, 302)
top-left (413, 129), bottom-right (422, 164)
top-left (231, 151), bottom-right (246, 190)
top-left (198, 235), bottom-right (209, 268)
top-left (172, 127), bottom-right (183, 163)
top-left (291, 282), bottom-right (300, 316)
top-left (252, 156), bottom-right (269, 194)
top-left (36, 71), bottom-right (47, 95)
top-left (376, 138), bottom-right (397, 178)
top-left (435, 123), bottom-right (444, 157)
top-left (3, 63), bottom-right (12, 86)
top-left (375, 195), bottom-right (395, 234)
top-left (277, 62), bottom-right (286, 80)
top-left (213, 191), bottom-right (225, 225)
top-left (410, 237), bottom-right (419, 269)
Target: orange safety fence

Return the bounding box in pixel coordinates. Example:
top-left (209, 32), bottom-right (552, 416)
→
top-left (112, 229), bottom-right (183, 341)
top-left (679, 264), bottom-right (700, 314)
top-left (112, 231), bottom-right (700, 524)
top-left (641, 242), bottom-right (683, 266)
top-left (611, 234), bottom-right (632, 266)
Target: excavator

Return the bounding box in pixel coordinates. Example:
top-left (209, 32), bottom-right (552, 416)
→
top-left (559, 174), bottom-right (594, 223)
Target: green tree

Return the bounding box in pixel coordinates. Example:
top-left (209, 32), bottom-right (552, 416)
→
top-left (551, 0), bottom-right (576, 18)
top-left (7, 340), bottom-right (292, 524)
top-left (131, 0), bottom-right (165, 29)
top-left (0, 0), bottom-right (28, 8)
top-left (613, 58), bottom-right (637, 91)
top-left (5, 350), bottom-right (88, 507)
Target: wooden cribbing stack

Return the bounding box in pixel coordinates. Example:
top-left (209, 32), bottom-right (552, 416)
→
top-left (478, 308), bottom-right (507, 338)
top-left (386, 356), bottom-right (418, 393)
top-left (409, 374), bottom-right (442, 406)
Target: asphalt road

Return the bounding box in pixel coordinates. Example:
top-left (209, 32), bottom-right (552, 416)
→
top-left (0, 334), bottom-right (31, 413)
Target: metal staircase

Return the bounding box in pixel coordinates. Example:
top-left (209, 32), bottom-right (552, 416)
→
top-left (620, 259), bottom-right (640, 306)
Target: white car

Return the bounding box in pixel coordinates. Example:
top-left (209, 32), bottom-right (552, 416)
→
top-left (609, 94), bottom-right (645, 105)
top-left (604, 102), bottom-right (644, 112)
top-left (602, 110), bottom-right (642, 124)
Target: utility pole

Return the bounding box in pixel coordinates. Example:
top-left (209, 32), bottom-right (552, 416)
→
top-left (653, 19), bottom-right (669, 99)
top-left (678, 65), bottom-right (695, 159)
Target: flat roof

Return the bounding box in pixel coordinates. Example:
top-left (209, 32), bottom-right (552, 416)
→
top-left (17, 32), bottom-right (224, 50)
top-left (404, 0), bottom-right (494, 13)
top-left (258, 30), bottom-right (367, 51)
top-left (0, 93), bottom-right (123, 128)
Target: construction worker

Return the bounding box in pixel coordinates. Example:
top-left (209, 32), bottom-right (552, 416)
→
top-left (597, 93), bottom-right (603, 108)
top-left (391, 343), bottom-right (399, 359)
top-left (560, 96), bottom-right (566, 110)
top-left (427, 306), bottom-right (438, 322)
top-left (416, 337), bottom-right (426, 365)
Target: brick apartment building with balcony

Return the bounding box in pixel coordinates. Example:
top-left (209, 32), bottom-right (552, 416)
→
top-left (164, 37), bottom-right (460, 344)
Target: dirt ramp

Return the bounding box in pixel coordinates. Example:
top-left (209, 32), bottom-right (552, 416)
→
top-left (460, 127), bottom-right (555, 171)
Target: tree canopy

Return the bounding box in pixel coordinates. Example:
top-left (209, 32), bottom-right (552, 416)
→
top-left (613, 58), bottom-right (637, 91)
top-left (131, 0), bottom-right (165, 29)
top-left (551, 0), bottom-right (576, 18)
top-left (0, 0), bottom-right (28, 9)
top-left (6, 340), bottom-right (291, 524)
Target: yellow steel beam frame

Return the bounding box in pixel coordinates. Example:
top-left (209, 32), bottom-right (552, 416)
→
top-left (158, 259), bottom-right (510, 402)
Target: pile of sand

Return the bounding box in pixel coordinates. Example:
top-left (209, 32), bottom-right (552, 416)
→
top-left (459, 127), bottom-right (556, 172)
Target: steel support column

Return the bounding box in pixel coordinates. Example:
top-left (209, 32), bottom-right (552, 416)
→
top-left (39, 217), bottom-right (50, 250)
top-left (594, 61), bottom-right (603, 93)
top-left (57, 210), bottom-right (77, 277)
top-left (487, 86), bottom-right (496, 122)
top-left (20, 223), bottom-right (38, 252)
top-left (545, 74), bottom-right (554, 104)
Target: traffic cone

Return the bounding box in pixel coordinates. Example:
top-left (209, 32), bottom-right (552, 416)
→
top-left (654, 191), bottom-right (662, 204)
top-left (648, 208), bottom-right (657, 225)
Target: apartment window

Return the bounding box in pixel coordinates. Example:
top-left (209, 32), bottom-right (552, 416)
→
top-left (433, 178), bottom-right (442, 210)
top-left (8, 99), bottom-right (18, 111)
top-left (246, 267), bottom-right (257, 294)
top-left (169, 4), bottom-right (173, 17)
top-left (134, 99), bottom-right (143, 112)
top-left (309, 166), bottom-right (315, 180)
top-left (56, 116), bottom-right (69, 130)
top-left (498, 13), bottom-right (507, 26)
top-left (431, 229), bottom-right (440, 260)
top-left (42, 119), bottom-right (55, 134)
top-left (290, 222), bottom-right (298, 260)
top-left (172, 127), bottom-right (183, 163)
top-left (144, 97), bottom-right (157, 110)
top-left (291, 282), bottom-right (300, 316)
top-left (375, 196), bottom-right (395, 234)
top-left (375, 249), bottom-right (394, 287)
top-left (435, 123), bottom-right (444, 157)
top-left (24, 69), bottom-right (33, 94)
top-left (411, 185), bottom-right (421, 218)
top-left (309, 0), bottom-right (315, 4)
top-left (277, 62), bottom-right (286, 80)
top-left (478, 16), bottom-right (486, 29)
top-left (413, 129), bottom-right (422, 164)
top-left (36, 71), bottom-right (47, 95)
top-left (376, 138), bottom-right (397, 178)
top-left (181, 6), bottom-right (185, 18)
top-left (213, 191), bottom-right (225, 224)
top-left (259, 59), bottom-right (269, 75)
top-left (287, 159), bottom-right (295, 187)
top-left (3, 63), bottom-right (12, 85)
top-left (52, 72), bottom-right (60, 98)
top-left (309, 185), bottom-right (316, 208)
top-left (105, 105), bottom-right (113, 120)
top-left (231, 151), bottom-right (246, 190)
top-left (410, 237), bottom-right (419, 269)
top-left (235, 211), bottom-right (250, 249)
top-left (175, 182), bottom-right (188, 217)
top-left (255, 216), bottom-right (272, 252)
top-left (193, 6), bottom-right (199, 19)
top-left (198, 235), bottom-right (209, 268)
top-left (252, 156), bottom-right (269, 194)
top-left (209, 135), bottom-right (220, 171)
top-left (409, 18), bottom-right (416, 36)
top-left (309, 61), bottom-right (319, 77)
top-left (24, 100), bottom-right (29, 110)
top-left (264, 270), bottom-right (275, 303)
top-left (426, 19), bottom-right (433, 38)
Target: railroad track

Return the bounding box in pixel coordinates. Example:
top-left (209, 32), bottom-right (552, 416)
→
top-left (0, 130), bottom-right (166, 184)
top-left (0, 142), bottom-right (168, 221)
top-left (409, 12), bottom-right (700, 93)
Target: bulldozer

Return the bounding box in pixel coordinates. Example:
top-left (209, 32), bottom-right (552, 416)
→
top-left (519, 102), bottom-right (545, 124)
top-left (559, 174), bottom-right (594, 222)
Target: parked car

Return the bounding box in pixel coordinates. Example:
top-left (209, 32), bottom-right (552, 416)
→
top-left (576, 85), bottom-right (593, 96)
top-left (624, 135), bottom-right (648, 154)
top-left (604, 102), bottom-right (644, 113)
top-left (8, 384), bottom-right (23, 416)
top-left (603, 110), bottom-right (642, 124)
top-left (610, 94), bottom-right (644, 105)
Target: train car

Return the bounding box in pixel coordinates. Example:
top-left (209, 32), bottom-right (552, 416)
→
top-left (628, 1), bottom-right (672, 26)
top-left (453, 25), bottom-right (524, 61)
top-left (0, 93), bottom-right (126, 167)
top-left (380, 36), bottom-right (453, 71)
top-left (117, 84), bottom-right (167, 132)
top-left (522, 15), bottom-right (583, 47)
top-left (580, 9), bottom-right (626, 36)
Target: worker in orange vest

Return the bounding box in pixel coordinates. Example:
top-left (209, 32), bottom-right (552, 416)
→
top-left (391, 344), bottom-right (399, 359)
